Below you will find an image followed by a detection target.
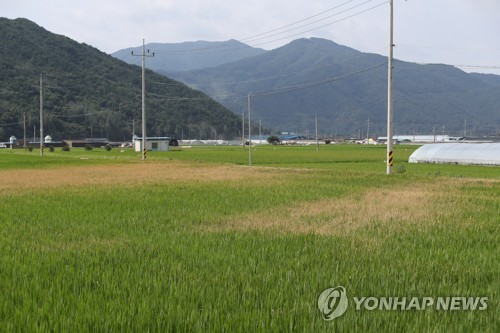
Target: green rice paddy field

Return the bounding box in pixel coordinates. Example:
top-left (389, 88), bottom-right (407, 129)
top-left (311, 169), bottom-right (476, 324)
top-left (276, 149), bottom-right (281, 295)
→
top-left (0, 145), bottom-right (498, 332)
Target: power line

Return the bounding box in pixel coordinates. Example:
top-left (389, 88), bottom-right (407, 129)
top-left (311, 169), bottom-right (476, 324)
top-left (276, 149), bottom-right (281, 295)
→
top-left (129, 61), bottom-right (387, 101)
top-left (57, 110), bottom-right (115, 119)
top-left (242, 0), bottom-right (378, 45)
top-left (454, 64), bottom-right (500, 70)
top-left (395, 62), bottom-right (500, 71)
top-left (143, 61), bottom-right (386, 102)
top-left (129, 1), bottom-right (385, 57)
top-left (239, 0), bottom-right (359, 43)
top-left (247, 2), bottom-right (388, 49)
top-left (147, 46), bottom-right (387, 90)
top-left (145, 1), bottom-right (359, 56)
top-left (255, 62), bottom-right (386, 97)
top-left (0, 121), bottom-right (24, 127)
top-left (397, 44), bottom-right (500, 52)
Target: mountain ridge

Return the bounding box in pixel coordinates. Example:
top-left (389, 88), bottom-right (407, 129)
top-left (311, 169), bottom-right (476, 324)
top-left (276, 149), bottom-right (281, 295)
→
top-left (165, 37), bottom-right (500, 136)
top-left (112, 40), bottom-right (266, 74)
top-left (0, 18), bottom-right (242, 141)
top-left (3, 18), bottom-right (499, 139)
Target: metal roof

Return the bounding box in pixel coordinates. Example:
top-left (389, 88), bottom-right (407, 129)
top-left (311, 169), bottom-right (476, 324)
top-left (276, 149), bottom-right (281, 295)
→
top-left (133, 136), bottom-right (172, 141)
top-left (409, 143), bottom-right (500, 166)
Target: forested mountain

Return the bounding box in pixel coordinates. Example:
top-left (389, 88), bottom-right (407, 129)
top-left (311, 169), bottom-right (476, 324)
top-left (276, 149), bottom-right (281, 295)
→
top-left (112, 40), bottom-right (266, 74)
top-left (0, 18), bottom-right (241, 141)
top-left (470, 73), bottom-right (500, 88)
top-left (3, 17), bottom-right (499, 141)
top-left (168, 38), bottom-right (500, 137)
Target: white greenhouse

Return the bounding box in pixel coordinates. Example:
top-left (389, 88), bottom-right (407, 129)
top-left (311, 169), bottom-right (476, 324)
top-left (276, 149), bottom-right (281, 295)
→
top-left (409, 143), bottom-right (500, 166)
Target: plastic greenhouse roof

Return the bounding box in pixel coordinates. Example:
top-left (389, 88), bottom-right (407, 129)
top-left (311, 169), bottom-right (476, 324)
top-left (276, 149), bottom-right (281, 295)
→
top-left (408, 143), bottom-right (500, 166)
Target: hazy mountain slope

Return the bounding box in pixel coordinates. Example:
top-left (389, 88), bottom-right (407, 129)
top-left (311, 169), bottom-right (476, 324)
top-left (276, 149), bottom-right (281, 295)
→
top-left (470, 72), bottom-right (500, 88)
top-left (170, 38), bottom-right (500, 137)
top-left (112, 40), bottom-right (266, 73)
top-left (0, 18), bottom-right (242, 141)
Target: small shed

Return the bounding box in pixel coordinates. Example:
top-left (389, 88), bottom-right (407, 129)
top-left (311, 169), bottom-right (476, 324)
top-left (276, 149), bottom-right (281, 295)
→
top-left (134, 136), bottom-right (171, 152)
top-left (409, 143), bottom-right (500, 166)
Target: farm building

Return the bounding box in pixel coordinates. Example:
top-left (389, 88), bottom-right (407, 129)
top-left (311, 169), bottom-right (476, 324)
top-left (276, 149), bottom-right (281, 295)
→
top-left (134, 136), bottom-right (172, 152)
top-left (409, 143), bottom-right (500, 166)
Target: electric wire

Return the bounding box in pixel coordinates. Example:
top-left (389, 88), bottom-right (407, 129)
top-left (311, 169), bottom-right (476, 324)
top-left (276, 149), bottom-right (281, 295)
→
top-left (255, 61), bottom-right (386, 97)
top-left (239, 0), bottom-right (357, 43)
top-left (242, 0), bottom-right (378, 45)
top-left (148, 0), bottom-right (360, 55)
top-left (140, 0), bottom-right (385, 56)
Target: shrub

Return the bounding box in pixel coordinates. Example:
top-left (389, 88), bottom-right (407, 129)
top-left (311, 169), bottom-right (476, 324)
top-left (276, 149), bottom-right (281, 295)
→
top-left (61, 145), bottom-right (70, 152)
top-left (267, 135), bottom-right (280, 144)
top-left (84, 144), bottom-right (93, 151)
top-left (104, 144), bottom-right (112, 151)
top-left (49, 146), bottom-right (55, 152)
top-left (396, 164), bottom-right (406, 174)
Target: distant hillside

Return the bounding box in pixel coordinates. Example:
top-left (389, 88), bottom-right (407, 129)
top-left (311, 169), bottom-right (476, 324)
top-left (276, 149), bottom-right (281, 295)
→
top-left (0, 18), bottom-right (242, 141)
top-left (112, 40), bottom-right (266, 73)
top-left (470, 72), bottom-right (500, 88)
top-left (169, 38), bottom-right (500, 137)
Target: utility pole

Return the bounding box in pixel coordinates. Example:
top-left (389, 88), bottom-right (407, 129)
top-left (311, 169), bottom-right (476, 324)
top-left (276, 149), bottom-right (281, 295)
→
top-left (386, 0), bottom-right (394, 175)
top-left (242, 113), bottom-right (245, 150)
top-left (259, 118), bottom-right (262, 145)
top-left (464, 116), bottom-right (467, 137)
top-left (315, 114), bottom-right (319, 152)
top-left (132, 39), bottom-right (154, 160)
top-left (248, 93), bottom-right (252, 166)
top-left (40, 73), bottom-right (44, 156)
top-left (23, 113), bottom-right (26, 152)
top-left (366, 117), bottom-right (370, 145)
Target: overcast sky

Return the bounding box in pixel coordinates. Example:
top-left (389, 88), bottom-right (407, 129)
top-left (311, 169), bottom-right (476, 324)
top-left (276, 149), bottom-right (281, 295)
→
top-left (4, 0), bottom-right (500, 74)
